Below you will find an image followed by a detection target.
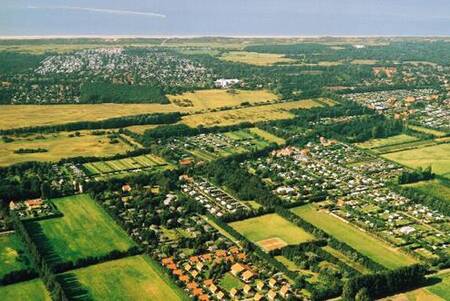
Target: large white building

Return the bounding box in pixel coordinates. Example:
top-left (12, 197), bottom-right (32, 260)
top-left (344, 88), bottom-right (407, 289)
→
top-left (214, 78), bottom-right (240, 88)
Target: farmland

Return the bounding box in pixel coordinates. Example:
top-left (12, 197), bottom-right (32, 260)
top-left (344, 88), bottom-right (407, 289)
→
top-left (0, 279), bottom-right (51, 301)
top-left (291, 205), bottom-right (418, 269)
top-left (382, 143), bottom-right (450, 179)
top-left (356, 134), bottom-right (419, 150)
top-left (0, 131), bottom-right (133, 167)
top-left (229, 213), bottom-right (314, 251)
top-left (71, 255), bottom-right (188, 301)
top-left (220, 51), bottom-right (296, 66)
top-left (405, 179), bottom-right (450, 202)
top-left (39, 194), bottom-right (135, 263)
top-left (0, 233), bottom-right (31, 278)
top-left (83, 154), bottom-right (170, 176)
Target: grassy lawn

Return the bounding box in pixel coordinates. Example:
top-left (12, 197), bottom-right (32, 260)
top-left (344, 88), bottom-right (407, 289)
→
top-left (72, 255), bottom-right (188, 301)
top-left (220, 51), bottom-right (296, 66)
top-left (0, 279), bottom-right (51, 301)
top-left (0, 131), bottom-right (132, 166)
top-left (275, 255), bottom-right (302, 272)
top-left (407, 125), bottom-right (448, 137)
top-left (427, 272), bottom-right (450, 300)
top-left (0, 233), bottom-right (31, 278)
top-left (168, 89), bottom-right (278, 110)
top-left (219, 272), bottom-right (244, 292)
top-left (356, 134), bottom-right (419, 149)
top-left (249, 127), bottom-right (286, 145)
top-left (83, 154), bottom-right (170, 175)
top-left (229, 213), bottom-right (314, 245)
top-left (382, 143), bottom-right (450, 179)
top-left (405, 179), bottom-right (450, 202)
top-left (291, 205), bottom-right (418, 269)
top-left (39, 194), bottom-right (135, 262)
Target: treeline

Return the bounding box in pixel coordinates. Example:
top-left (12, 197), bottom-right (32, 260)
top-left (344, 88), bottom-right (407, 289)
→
top-left (394, 185), bottom-right (450, 217)
top-left (14, 148), bottom-right (48, 154)
top-left (0, 112), bottom-right (181, 136)
top-left (342, 264), bottom-right (428, 300)
top-left (79, 82), bottom-right (168, 104)
top-left (398, 166), bottom-right (434, 184)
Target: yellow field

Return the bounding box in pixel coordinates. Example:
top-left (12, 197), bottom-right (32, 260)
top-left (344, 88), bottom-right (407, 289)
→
top-left (0, 131), bottom-right (133, 166)
top-left (351, 59), bottom-right (378, 65)
top-left (407, 125), bottom-right (448, 137)
top-left (168, 89), bottom-right (279, 110)
top-left (125, 124), bottom-right (159, 135)
top-left (220, 51), bottom-right (296, 66)
top-left (182, 99), bottom-right (325, 127)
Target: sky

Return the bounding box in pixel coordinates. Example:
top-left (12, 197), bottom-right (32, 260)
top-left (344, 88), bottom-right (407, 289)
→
top-left (1, 0), bottom-right (450, 36)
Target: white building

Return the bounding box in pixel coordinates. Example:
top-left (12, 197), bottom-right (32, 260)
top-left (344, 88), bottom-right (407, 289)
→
top-left (214, 78), bottom-right (240, 88)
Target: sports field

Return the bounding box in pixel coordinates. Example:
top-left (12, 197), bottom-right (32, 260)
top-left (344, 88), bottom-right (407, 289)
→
top-left (382, 143), bottom-right (450, 179)
top-left (229, 213), bottom-right (314, 251)
top-left (0, 279), bottom-right (51, 301)
top-left (168, 89), bottom-right (278, 110)
top-left (72, 255), bottom-right (188, 301)
top-left (83, 154), bottom-right (169, 176)
top-left (0, 131), bottom-right (132, 166)
top-left (291, 205), bottom-right (418, 269)
top-left (39, 194), bottom-right (135, 262)
top-left (0, 233), bottom-right (31, 278)
top-left (220, 51), bottom-right (296, 66)
top-left (405, 179), bottom-right (450, 202)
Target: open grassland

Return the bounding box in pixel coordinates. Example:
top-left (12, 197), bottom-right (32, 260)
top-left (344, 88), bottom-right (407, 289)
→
top-left (39, 194), bottom-right (135, 262)
top-left (0, 233), bottom-right (31, 278)
top-left (220, 51), bottom-right (296, 66)
top-left (249, 127), bottom-right (286, 145)
top-left (72, 255), bottom-right (188, 301)
top-left (351, 59), bottom-right (379, 65)
top-left (0, 131), bottom-right (133, 166)
top-left (428, 272), bottom-right (450, 300)
top-left (229, 213), bottom-right (314, 250)
top-left (405, 179), bottom-right (450, 202)
top-left (182, 99), bottom-right (326, 127)
top-left (291, 205), bottom-right (418, 269)
top-left (0, 279), bottom-right (51, 301)
top-left (382, 143), bottom-right (450, 179)
top-left (168, 89), bottom-right (279, 110)
top-left (322, 246), bottom-right (372, 274)
top-left (356, 134), bottom-right (419, 149)
top-left (125, 124), bottom-right (159, 135)
top-left (408, 124), bottom-right (448, 137)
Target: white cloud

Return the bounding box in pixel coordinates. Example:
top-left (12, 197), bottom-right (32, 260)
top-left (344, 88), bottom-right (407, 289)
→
top-left (27, 6), bottom-right (166, 18)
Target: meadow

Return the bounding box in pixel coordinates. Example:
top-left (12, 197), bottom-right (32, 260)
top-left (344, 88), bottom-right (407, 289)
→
top-left (229, 213), bottom-right (314, 251)
top-left (407, 124), bottom-right (448, 137)
top-left (72, 255), bottom-right (188, 301)
top-left (39, 194), bottom-right (135, 263)
top-left (382, 143), bottom-right (450, 179)
top-left (0, 233), bottom-right (31, 278)
top-left (291, 205), bottom-right (418, 269)
top-left (220, 51), bottom-right (296, 66)
top-left (0, 279), bottom-right (51, 301)
top-left (168, 89), bottom-right (279, 110)
top-left (405, 179), bottom-right (450, 202)
top-left (356, 134), bottom-right (419, 150)
top-left (0, 131), bottom-right (133, 166)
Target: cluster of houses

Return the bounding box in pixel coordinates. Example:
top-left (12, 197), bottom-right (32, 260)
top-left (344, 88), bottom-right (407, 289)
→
top-left (9, 198), bottom-right (59, 220)
top-left (181, 176), bottom-right (250, 217)
top-left (214, 79), bottom-right (241, 89)
top-left (161, 245), bottom-right (297, 300)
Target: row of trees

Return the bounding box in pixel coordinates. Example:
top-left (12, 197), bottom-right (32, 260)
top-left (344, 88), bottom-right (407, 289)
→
top-left (398, 166), bottom-right (434, 184)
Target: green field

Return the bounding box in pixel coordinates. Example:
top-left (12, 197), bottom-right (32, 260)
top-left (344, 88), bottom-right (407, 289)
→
top-left (39, 194), bottom-right (135, 262)
top-left (72, 255), bottom-right (188, 301)
top-left (356, 134), bottom-right (419, 150)
top-left (249, 127), bottom-right (286, 145)
top-left (408, 124), bottom-right (448, 137)
top-left (405, 179), bottom-right (450, 202)
top-left (382, 143), bottom-right (450, 179)
top-left (220, 51), bottom-right (296, 66)
top-left (0, 279), bottom-right (51, 301)
top-left (219, 273), bottom-right (244, 292)
top-left (0, 233), bottom-right (31, 278)
top-left (229, 213), bottom-right (314, 247)
top-left (291, 205), bottom-right (418, 269)
top-left (428, 272), bottom-right (450, 300)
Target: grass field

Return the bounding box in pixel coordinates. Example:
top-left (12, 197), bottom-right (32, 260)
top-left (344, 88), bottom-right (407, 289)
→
top-left (405, 179), bottom-right (450, 202)
top-left (382, 143), bottom-right (450, 179)
top-left (181, 99), bottom-right (326, 127)
top-left (0, 279), bottom-right (51, 301)
top-left (0, 233), bottom-right (31, 278)
top-left (39, 194), bottom-right (135, 262)
top-left (168, 89), bottom-right (279, 110)
top-left (0, 131), bottom-right (133, 166)
top-left (219, 273), bottom-right (244, 291)
top-left (427, 272), bottom-right (450, 300)
top-left (356, 134), bottom-right (419, 149)
top-left (229, 213), bottom-right (314, 251)
top-left (408, 124), bottom-right (448, 137)
top-left (72, 255), bottom-right (188, 301)
top-left (249, 127), bottom-right (286, 145)
top-left (291, 205), bottom-right (418, 269)
top-left (220, 51), bottom-right (296, 66)
top-left (126, 124), bottom-right (159, 135)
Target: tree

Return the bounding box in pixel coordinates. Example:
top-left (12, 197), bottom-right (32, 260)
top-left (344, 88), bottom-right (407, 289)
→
top-left (355, 288), bottom-right (372, 301)
top-left (40, 181), bottom-right (51, 199)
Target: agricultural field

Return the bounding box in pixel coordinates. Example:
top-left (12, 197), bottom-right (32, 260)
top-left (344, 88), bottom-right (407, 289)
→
top-left (229, 213), bottom-right (314, 251)
top-left (405, 179), bottom-right (450, 202)
top-left (83, 154), bottom-right (170, 176)
top-left (71, 255), bottom-right (188, 301)
top-left (291, 205), bottom-right (418, 269)
top-left (356, 134), bottom-right (420, 150)
top-left (382, 143), bottom-right (450, 179)
top-left (0, 279), bottom-right (51, 301)
top-left (39, 194), bottom-right (135, 263)
top-left (0, 131), bottom-right (133, 167)
top-left (0, 233), bottom-right (32, 278)
top-left (168, 89), bottom-right (279, 110)
top-left (408, 124), bottom-right (448, 137)
top-left (219, 51), bottom-right (296, 66)
top-left (181, 98), bottom-right (327, 127)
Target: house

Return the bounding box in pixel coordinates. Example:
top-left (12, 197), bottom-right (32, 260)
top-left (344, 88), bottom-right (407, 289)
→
top-left (184, 263), bottom-right (192, 272)
top-left (243, 284), bottom-right (253, 295)
top-left (216, 291), bottom-right (225, 300)
top-left (254, 293), bottom-right (264, 301)
top-left (187, 282), bottom-right (198, 290)
top-left (209, 284), bottom-right (218, 294)
top-left (203, 279), bottom-right (214, 287)
top-left (192, 288), bottom-right (203, 297)
top-left (214, 78), bottom-right (240, 88)
top-left (179, 274), bottom-right (189, 283)
top-left (256, 280), bottom-right (265, 291)
top-left (268, 290), bottom-right (277, 301)
top-left (230, 288), bottom-right (239, 298)
top-left (199, 294), bottom-right (209, 301)
top-left (231, 263), bottom-right (246, 276)
top-left (24, 198), bottom-right (43, 210)
top-left (242, 270), bottom-right (255, 282)
top-left (280, 284), bottom-right (290, 298)
top-left (9, 201), bottom-right (18, 210)
top-left (196, 262), bottom-right (204, 271)
top-left (121, 184), bottom-right (132, 193)
top-left (268, 278), bottom-right (277, 288)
